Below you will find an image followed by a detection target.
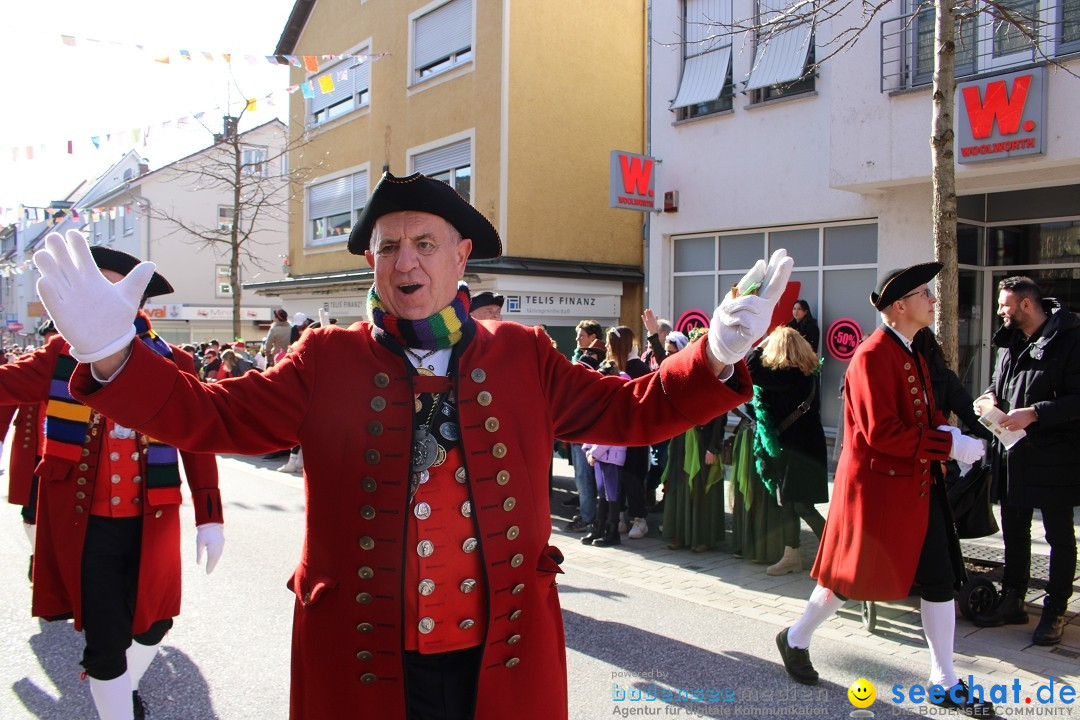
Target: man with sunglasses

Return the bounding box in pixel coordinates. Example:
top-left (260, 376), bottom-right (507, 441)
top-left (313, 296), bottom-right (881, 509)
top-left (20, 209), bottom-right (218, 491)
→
top-left (776, 262), bottom-right (996, 717)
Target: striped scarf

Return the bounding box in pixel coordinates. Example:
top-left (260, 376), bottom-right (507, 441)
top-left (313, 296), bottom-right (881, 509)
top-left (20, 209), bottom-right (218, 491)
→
top-left (43, 313), bottom-right (181, 489)
top-left (367, 282), bottom-right (471, 350)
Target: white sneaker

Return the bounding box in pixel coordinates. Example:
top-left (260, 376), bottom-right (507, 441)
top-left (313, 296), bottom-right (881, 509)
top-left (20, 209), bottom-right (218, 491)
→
top-left (628, 517), bottom-right (648, 539)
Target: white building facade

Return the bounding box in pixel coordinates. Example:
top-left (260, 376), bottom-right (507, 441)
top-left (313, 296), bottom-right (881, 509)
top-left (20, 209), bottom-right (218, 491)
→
top-left (648, 0), bottom-right (1080, 428)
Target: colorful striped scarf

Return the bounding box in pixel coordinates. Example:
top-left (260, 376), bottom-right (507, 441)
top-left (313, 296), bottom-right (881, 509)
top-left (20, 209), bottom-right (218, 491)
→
top-left (367, 282), bottom-right (471, 350)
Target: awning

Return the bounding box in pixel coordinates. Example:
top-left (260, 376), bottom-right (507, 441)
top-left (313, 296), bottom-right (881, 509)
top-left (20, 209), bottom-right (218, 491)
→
top-left (670, 46), bottom-right (732, 109)
top-left (744, 22), bottom-right (813, 90)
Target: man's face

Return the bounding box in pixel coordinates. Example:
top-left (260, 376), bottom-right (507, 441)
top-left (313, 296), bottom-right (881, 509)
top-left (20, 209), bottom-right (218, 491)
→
top-left (365, 211), bottom-right (472, 321)
top-left (896, 283), bottom-right (936, 328)
top-left (471, 304), bottom-right (502, 322)
top-left (576, 328), bottom-right (598, 348)
top-left (997, 289), bottom-right (1029, 331)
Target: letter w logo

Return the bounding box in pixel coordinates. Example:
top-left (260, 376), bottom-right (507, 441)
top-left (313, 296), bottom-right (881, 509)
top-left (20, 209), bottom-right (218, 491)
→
top-left (962, 75), bottom-right (1031, 140)
top-left (619, 155), bottom-right (654, 196)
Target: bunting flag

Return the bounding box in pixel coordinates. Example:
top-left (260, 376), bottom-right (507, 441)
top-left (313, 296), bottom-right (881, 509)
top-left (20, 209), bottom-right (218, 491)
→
top-left (318, 75), bottom-right (335, 94)
top-left (246, 98), bottom-right (257, 112)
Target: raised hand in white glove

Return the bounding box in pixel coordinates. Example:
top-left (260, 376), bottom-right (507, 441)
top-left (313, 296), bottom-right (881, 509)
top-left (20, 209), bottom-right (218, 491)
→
top-left (32, 230), bottom-right (156, 363)
top-left (195, 522), bottom-right (225, 574)
top-left (318, 308), bottom-right (330, 327)
top-left (708, 249), bottom-right (794, 365)
top-left (938, 425), bottom-right (985, 465)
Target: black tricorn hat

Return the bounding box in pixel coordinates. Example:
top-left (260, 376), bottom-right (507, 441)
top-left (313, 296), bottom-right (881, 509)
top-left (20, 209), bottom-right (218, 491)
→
top-left (89, 246), bottom-right (174, 297)
top-left (347, 172), bottom-right (502, 259)
top-left (471, 291), bottom-right (504, 311)
top-left (870, 262), bottom-right (942, 310)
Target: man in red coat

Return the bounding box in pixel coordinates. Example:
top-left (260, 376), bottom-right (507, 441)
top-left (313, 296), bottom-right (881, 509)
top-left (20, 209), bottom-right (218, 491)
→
top-left (775, 262), bottom-right (995, 717)
top-left (34, 172), bottom-right (792, 720)
top-left (0, 249), bottom-right (224, 720)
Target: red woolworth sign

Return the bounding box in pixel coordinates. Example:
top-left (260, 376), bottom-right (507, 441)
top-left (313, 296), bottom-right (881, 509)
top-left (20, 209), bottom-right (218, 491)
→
top-left (609, 150), bottom-right (656, 211)
top-left (826, 318), bottom-right (863, 361)
top-left (957, 67), bottom-right (1046, 164)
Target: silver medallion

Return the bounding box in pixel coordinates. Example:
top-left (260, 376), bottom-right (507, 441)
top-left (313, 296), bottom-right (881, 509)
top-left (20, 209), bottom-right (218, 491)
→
top-left (460, 500), bottom-right (472, 518)
top-left (411, 430), bottom-right (439, 473)
top-left (439, 422), bottom-right (459, 442)
top-left (455, 466), bottom-right (467, 484)
top-left (418, 617), bottom-right (435, 634)
top-left (418, 578), bottom-right (436, 596)
top-left (462, 537), bottom-right (477, 553)
top-left (414, 502), bottom-right (432, 520)
top-left (417, 539), bottom-right (435, 558)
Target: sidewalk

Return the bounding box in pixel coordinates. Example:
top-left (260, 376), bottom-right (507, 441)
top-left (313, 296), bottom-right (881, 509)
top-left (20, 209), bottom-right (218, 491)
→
top-left (548, 456), bottom-right (1080, 711)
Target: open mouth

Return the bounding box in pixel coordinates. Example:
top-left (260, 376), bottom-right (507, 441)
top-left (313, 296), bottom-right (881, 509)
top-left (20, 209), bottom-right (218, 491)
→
top-left (399, 284), bottom-right (422, 295)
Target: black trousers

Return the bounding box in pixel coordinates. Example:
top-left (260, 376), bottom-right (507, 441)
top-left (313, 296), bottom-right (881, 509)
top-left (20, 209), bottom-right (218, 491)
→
top-left (1000, 500), bottom-right (1077, 610)
top-left (404, 645), bottom-right (482, 720)
top-left (21, 475), bottom-right (40, 524)
top-left (913, 482), bottom-right (958, 603)
top-left (81, 516), bottom-right (172, 680)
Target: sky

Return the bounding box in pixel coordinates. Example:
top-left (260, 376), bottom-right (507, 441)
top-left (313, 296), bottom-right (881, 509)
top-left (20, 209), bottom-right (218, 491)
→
top-left (0, 0), bottom-right (298, 217)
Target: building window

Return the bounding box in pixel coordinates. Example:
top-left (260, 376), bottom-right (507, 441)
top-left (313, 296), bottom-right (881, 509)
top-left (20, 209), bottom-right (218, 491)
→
top-left (309, 52), bottom-right (372, 127)
top-left (746, 0), bottom-right (816, 101)
top-left (108, 214), bottom-right (117, 240)
top-left (218, 206), bottom-right (236, 233)
top-left (671, 0), bottom-right (735, 120)
top-left (412, 0), bottom-right (473, 84)
top-left (241, 145), bottom-right (268, 177)
top-left (123, 203), bottom-right (134, 236)
top-left (216, 265), bottom-right (233, 297)
top-left (411, 138), bottom-right (471, 202)
top-left (1063, 0), bottom-right (1080, 50)
top-left (307, 170), bottom-right (369, 247)
top-left (912, 5), bottom-right (976, 85)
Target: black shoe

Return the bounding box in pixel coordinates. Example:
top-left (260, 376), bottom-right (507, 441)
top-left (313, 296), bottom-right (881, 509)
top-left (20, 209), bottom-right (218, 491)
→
top-left (591, 531), bottom-right (621, 547)
top-left (28, 554), bottom-right (33, 583)
top-left (561, 496), bottom-right (580, 508)
top-left (1032, 606), bottom-right (1066, 646)
top-left (928, 680), bottom-right (996, 717)
top-left (261, 449), bottom-right (290, 460)
top-left (775, 628), bottom-right (818, 685)
top-left (581, 525), bottom-right (603, 545)
top-left (563, 516), bottom-right (589, 533)
top-left (133, 691), bottom-right (148, 720)
top-left (972, 587), bottom-right (1028, 627)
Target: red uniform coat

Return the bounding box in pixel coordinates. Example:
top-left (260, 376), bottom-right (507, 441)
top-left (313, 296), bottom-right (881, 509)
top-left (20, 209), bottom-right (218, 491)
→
top-left (0, 402), bottom-right (44, 507)
top-left (0, 334), bottom-right (221, 632)
top-left (71, 321), bottom-right (751, 720)
top-left (811, 328), bottom-right (953, 600)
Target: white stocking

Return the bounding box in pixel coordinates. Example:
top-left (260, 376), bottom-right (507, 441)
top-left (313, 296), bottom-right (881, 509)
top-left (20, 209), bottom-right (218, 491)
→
top-left (127, 640), bottom-right (160, 690)
top-left (921, 598), bottom-right (958, 688)
top-left (788, 584), bottom-right (845, 648)
top-left (89, 674), bottom-right (134, 720)
top-left (23, 522), bottom-right (36, 552)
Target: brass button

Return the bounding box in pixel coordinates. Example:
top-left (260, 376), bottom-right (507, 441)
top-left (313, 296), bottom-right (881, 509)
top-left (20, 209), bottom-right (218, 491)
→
top-left (110, 496), bottom-right (121, 506)
top-left (920, 492), bottom-right (928, 497)
top-left (914, 399), bottom-right (923, 406)
top-left (508, 634), bottom-right (521, 645)
top-left (916, 410), bottom-right (924, 417)
top-left (419, 578), bottom-right (436, 595)
top-left (471, 368), bottom-right (487, 383)
top-left (496, 470), bottom-right (510, 485)
top-left (358, 536), bottom-right (375, 551)
top-left (356, 592), bottom-right (373, 605)
top-left (462, 537), bottom-right (478, 553)
top-left (459, 619), bottom-right (476, 630)
top-left (360, 672), bottom-right (377, 684)
top-left (503, 497), bottom-right (516, 511)
top-left (477, 391), bottom-right (492, 406)
top-left (78, 463), bottom-right (89, 471)
top-left (510, 553), bottom-right (524, 568)
top-left (75, 505), bottom-right (85, 513)
top-left (111, 474), bottom-right (121, 484)
top-left (509, 609), bottom-right (523, 621)
top-left (81, 448), bottom-right (90, 457)
top-left (356, 623), bottom-right (374, 633)
top-left (367, 421), bottom-right (383, 436)
top-left (506, 526), bottom-right (520, 541)
top-left (888, 469), bottom-right (896, 476)
top-left (358, 566), bottom-right (374, 580)
top-left (910, 387), bottom-right (918, 395)
top-left (154, 510), bottom-right (163, 518)
top-left (76, 491), bottom-right (86, 500)
top-left (362, 477), bottom-right (377, 493)
top-left (904, 362), bottom-right (912, 370)
top-left (365, 449), bottom-right (381, 465)
top-left (485, 417), bottom-right (500, 432)
top-left (76, 477), bottom-right (88, 485)
top-left (460, 578), bottom-right (477, 593)
top-left (492, 443), bottom-right (507, 458)
top-left (360, 505), bottom-right (376, 520)
top-left (921, 480), bottom-right (929, 487)
top-left (357, 650), bottom-right (373, 661)
top-left (370, 396), bottom-right (386, 412)
top-left (505, 657), bottom-right (520, 668)
top-left (374, 372), bottom-right (390, 388)
top-left (418, 617), bottom-right (435, 634)
top-left (908, 375), bottom-right (916, 383)
top-left (133, 475), bottom-right (142, 484)
top-left (132, 497), bottom-right (140, 505)
top-left (110, 451), bottom-right (120, 461)
top-left (511, 583), bottom-right (525, 595)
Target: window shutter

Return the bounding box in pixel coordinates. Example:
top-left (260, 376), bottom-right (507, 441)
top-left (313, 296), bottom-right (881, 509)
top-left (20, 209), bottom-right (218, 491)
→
top-left (351, 170), bottom-right (369, 211)
top-left (414, 0), bottom-right (473, 70)
top-left (412, 139), bottom-right (471, 176)
top-left (671, 47), bottom-right (731, 109)
top-left (308, 176), bottom-right (353, 218)
top-left (311, 56), bottom-right (367, 115)
top-left (745, 21), bottom-right (814, 90)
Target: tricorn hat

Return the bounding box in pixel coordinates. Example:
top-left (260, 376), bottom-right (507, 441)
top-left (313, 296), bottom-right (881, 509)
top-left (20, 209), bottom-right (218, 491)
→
top-left (470, 291), bottom-right (504, 311)
top-left (348, 172), bottom-right (502, 259)
top-left (89, 246), bottom-right (174, 297)
top-left (870, 262), bottom-right (943, 310)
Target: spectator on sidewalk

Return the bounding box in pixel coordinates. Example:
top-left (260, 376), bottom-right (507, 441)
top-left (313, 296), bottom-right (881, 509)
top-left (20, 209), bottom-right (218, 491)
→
top-left (582, 361), bottom-right (631, 547)
top-left (775, 262), bottom-right (995, 719)
top-left (563, 319), bottom-right (607, 532)
top-left (606, 325), bottom-right (651, 539)
top-left (469, 291), bottom-right (504, 322)
top-left (786, 300), bottom-right (820, 353)
top-left (973, 276), bottom-right (1080, 646)
top-left (264, 309), bottom-right (292, 366)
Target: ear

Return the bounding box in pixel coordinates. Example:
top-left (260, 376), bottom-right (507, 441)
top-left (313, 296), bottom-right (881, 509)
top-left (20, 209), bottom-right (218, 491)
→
top-left (455, 238), bottom-right (473, 275)
top-left (364, 249), bottom-right (375, 269)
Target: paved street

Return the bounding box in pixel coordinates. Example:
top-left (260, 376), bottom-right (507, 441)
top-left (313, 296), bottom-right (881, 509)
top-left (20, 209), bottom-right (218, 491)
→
top-left (1, 450), bottom-right (1077, 719)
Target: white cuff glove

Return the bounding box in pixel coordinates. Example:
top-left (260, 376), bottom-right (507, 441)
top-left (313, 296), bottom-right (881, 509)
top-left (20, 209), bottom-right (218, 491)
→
top-left (195, 522), bottom-right (225, 575)
top-left (32, 230), bottom-right (156, 362)
top-left (938, 425), bottom-right (985, 465)
top-left (708, 249), bottom-right (794, 365)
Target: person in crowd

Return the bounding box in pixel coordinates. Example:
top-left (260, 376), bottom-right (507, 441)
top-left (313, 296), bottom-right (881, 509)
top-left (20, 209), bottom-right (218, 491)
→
top-left (563, 319), bottom-right (607, 532)
top-left (200, 348), bottom-right (221, 382)
top-left (605, 325), bottom-right (652, 539)
top-left (661, 333), bottom-right (727, 552)
top-left (263, 309), bottom-right (293, 366)
top-left (1, 246), bottom-right (223, 720)
top-left (641, 309), bottom-right (673, 370)
top-left (581, 361), bottom-right (630, 547)
top-left (775, 262), bottom-right (994, 718)
top-left (972, 276), bottom-right (1080, 647)
top-left (469, 291), bottom-right (504, 321)
top-left (289, 312), bottom-right (312, 345)
top-left (787, 299), bottom-right (820, 353)
top-left (33, 169), bottom-right (791, 720)
top-left (745, 326), bottom-right (827, 576)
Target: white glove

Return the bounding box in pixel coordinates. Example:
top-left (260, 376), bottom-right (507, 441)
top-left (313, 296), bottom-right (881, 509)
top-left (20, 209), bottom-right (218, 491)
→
top-left (32, 230), bottom-right (156, 362)
top-left (938, 425), bottom-right (985, 465)
top-left (708, 249), bottom-right (794, 364)
top-left (195, 522), bottom-right (225, 574)
top-left (318, 308), bottom-right (330, 327)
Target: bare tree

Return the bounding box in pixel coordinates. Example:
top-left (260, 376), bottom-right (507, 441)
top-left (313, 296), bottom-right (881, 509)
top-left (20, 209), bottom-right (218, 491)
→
top-left (676, 0), bottom-right (1075, 371)
top-left (146, 108), bottom-right (325, 340)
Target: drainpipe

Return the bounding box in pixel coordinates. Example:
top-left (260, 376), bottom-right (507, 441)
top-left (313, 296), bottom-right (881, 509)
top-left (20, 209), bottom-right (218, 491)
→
top-left (643, 0), bottom-right (654, 309)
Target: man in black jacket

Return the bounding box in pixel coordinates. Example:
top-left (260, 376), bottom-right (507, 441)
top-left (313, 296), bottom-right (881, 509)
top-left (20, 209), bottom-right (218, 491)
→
top-left (974, 276), bottom-right (1080, 646)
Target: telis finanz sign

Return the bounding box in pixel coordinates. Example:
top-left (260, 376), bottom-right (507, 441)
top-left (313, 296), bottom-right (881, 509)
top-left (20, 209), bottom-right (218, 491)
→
top-left (957, 67), bottom-right (1046, 164)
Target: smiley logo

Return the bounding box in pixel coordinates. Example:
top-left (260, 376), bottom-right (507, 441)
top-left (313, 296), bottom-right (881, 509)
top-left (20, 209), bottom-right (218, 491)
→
top-left (848, 678), bottom-right (876, 708)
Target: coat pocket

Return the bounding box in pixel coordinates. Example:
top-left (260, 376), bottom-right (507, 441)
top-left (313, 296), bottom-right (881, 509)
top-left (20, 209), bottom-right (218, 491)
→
top-left (869, 456), bottom-right (912, 478)
top-left (34, 456), bottom-right (73, 483)
top-left (287, 563), bottom-right (339, 607)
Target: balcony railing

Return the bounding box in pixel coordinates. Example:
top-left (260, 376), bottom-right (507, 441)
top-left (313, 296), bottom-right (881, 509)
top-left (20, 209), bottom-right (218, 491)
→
top-left (881, 0), bottom-right (1080, 92)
